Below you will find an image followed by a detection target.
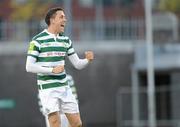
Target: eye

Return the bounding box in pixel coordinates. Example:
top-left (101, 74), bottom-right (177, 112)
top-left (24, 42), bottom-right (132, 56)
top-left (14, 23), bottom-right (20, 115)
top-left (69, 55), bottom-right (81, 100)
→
top-left (60, 15), bottom-right (64, 19)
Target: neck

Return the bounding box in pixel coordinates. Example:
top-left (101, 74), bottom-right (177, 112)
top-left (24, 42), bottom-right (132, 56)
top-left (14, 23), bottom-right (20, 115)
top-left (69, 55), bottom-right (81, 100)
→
top-left (47, 25), bottom-right (59, 36)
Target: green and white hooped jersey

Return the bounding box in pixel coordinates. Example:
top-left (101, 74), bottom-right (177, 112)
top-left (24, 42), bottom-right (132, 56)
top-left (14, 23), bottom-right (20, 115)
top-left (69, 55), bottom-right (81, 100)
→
top-left (27, 29), bottom-right (75, 87)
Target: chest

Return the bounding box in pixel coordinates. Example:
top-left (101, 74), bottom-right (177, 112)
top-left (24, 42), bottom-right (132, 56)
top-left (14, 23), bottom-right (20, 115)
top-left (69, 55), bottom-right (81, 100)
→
top-left (38, 39), bottom-right (70, 58)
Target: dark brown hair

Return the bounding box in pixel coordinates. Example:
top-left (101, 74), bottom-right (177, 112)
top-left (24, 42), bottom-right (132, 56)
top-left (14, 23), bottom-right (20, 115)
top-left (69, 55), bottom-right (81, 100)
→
top-left (45, 7), bottom-right (63, 26)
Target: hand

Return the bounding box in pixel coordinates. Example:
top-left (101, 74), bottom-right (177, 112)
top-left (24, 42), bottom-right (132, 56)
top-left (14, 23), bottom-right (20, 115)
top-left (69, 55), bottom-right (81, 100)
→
top-left (52, 65), bottom-right (64, 74)
top-left (85, 51), bottom-right (94, 62)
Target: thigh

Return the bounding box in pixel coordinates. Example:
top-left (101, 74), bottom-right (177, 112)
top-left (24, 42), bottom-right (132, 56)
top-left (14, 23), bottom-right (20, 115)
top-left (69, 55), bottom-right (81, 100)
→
top-left (39, 90), bottom-right (61, 115)
top-left (48, 112), bottom-right (61, 127)
top-left (61, 88), bottom-right (79, 114)
top-left (65, 113), bottom-right (82, 127)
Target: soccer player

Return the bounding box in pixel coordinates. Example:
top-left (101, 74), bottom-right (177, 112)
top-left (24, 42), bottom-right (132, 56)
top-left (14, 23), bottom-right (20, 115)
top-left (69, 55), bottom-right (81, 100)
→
top-left (26, 7), bottom-right (94, 127)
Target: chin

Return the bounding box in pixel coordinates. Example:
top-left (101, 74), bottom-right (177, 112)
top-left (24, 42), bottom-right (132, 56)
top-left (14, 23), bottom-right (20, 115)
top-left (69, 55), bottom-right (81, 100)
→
top-left (59, 29), bottom-right (64, 33)
top-left (60, 30), bottom-right (64, 33)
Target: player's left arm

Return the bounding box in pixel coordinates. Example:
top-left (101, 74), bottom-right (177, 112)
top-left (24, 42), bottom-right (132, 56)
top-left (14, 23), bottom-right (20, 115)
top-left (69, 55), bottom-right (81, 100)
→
top-left (85, 51), bottom-right (94, 62)
top-left (67, 40), bottom-right (94, 70)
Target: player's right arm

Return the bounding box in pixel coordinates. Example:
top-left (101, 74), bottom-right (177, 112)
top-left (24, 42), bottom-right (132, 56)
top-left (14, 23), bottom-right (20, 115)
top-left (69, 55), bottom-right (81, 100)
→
top-left (26, 56), bottom-right (53, 73)
top-left (26, 40), bottom-right (64, 74)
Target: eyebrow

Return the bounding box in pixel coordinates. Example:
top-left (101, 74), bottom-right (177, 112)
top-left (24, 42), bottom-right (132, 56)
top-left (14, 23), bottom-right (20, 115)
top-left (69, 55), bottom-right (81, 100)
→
top-left (60, 14), bottom-right (66, 17)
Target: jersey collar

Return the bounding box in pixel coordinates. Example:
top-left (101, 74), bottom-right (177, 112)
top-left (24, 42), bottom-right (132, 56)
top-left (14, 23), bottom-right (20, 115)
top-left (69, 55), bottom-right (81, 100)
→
top-left (44, 29), bottom-right (64, 37)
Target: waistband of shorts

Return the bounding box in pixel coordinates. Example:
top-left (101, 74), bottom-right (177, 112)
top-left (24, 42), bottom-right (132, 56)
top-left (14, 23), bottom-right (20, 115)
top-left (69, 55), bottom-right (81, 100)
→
top-left (38, 82), bottom-right (68, 90)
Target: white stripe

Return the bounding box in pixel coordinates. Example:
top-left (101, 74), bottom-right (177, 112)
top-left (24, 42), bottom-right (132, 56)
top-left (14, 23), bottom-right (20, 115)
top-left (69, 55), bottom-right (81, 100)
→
top-left (37, 35), bottom-right (69, 42)
top-left (39, 51), bottom-right (66, 57)
top-left (37, 35), bottom-right (52, 41)
top-left (68, 48), bottom-right (75, 54)
top-left (41, 42), bottom-right (68, 48)
top-left (36, 61), bottom-right (65, 67)
top-left (28, 51), bottom-right (39, 56)
top-left (69, 40), bottom-right (72, 45)
top-left (31, 40), bottom-right (41, 47)
top-left (38, 71), bottom-right (66, 76)
top-left (57, 36), bottom-right (69, 40)
top-left (38, 78), bottom-right (67, 84)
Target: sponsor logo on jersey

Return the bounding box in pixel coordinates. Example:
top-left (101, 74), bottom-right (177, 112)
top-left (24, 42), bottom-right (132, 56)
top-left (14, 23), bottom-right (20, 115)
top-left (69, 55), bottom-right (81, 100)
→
top-left (46, 52), bottom-right (66, 57)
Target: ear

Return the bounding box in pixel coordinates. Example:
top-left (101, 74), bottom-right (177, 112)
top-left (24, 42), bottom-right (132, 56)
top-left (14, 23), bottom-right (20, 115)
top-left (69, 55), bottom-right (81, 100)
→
top-left (50, 18), bottom-right (55, 24)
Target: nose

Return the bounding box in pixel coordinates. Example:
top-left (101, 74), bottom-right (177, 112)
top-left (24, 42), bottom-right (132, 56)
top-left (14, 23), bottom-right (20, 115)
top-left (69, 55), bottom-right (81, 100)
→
top-left (64, 17), bottom-right (67, 22)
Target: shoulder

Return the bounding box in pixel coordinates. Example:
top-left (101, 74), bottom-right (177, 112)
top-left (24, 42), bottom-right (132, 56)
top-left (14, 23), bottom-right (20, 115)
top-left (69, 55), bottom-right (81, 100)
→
top-left (58, 33), bottom-right (71, 44)
top-left (32, 30), bottom-right (49, 42)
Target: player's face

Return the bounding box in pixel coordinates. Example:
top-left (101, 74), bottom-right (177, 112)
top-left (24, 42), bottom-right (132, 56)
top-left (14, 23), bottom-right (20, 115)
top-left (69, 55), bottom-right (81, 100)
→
top-left (53, 10), bottom-right (67, 33)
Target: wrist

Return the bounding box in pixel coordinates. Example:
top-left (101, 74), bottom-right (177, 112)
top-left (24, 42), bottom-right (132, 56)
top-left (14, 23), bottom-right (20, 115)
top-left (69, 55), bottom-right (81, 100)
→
top-left (86, 58), bottom-right (91, 63)
top-left (51, 67), bottom-right (54, 73)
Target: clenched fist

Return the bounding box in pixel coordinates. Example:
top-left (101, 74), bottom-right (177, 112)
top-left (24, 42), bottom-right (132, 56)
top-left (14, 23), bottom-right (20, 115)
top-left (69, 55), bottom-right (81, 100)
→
top-left (52, 65), bottom-right (64, 74)
top-left (85, 51), bottom-right (94, 62)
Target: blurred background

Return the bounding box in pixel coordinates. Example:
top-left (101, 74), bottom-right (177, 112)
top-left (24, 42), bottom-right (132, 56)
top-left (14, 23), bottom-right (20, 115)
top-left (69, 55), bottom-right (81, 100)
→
top-left (0, 0), bottom-right (180, 127)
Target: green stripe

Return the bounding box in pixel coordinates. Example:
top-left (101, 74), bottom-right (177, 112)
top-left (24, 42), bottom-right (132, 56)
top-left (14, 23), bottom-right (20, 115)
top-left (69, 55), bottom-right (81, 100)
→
top-left (41, 47), bottom-right (67, 52)
top-left (59, 32), bottom-right (64, 36)
top-left (28, 54), bottom-right (38, 58)
top-left (56, 39), bottom-right (69, 43)
top-left (33, 45), bottom-right (40, 51)
top-left (72, 91), bottom-right (77, 95)
top-left (68, 52), bottom-right (75, 56)
top-left (36, 40), bottom-right (43, 44)
top-left (41, 38), bottom-right (55, 43)
top-left (35, 38), bottom-right (55, 44)
top-left (37, 56), bottom-right (65, 62)
top-left (37, 74), bottom-right (66, 81)
top-left (67, 44), bottom-right (73, 50)
top-left (38, 82), bottom-right (68, 89)
top-left (33, 32), bottom-right (49, 40)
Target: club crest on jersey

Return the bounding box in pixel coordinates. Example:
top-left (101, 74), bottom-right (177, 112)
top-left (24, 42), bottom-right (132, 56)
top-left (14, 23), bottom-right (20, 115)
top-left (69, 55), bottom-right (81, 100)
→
top-left (63, 42), bottom-right (69, 48)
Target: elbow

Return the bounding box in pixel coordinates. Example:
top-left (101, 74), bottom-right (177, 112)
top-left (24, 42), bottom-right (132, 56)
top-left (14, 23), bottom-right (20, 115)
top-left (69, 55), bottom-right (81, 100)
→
top-left (76, 67), bottom-right (83, 70)
top-left (73, 61), bottom-right (88, 70)
top-left (74, 65), bottom-right (82, 70)
top-left (75, 64), bottom-right (87, 70)
top-left (26, 65), bottom-right (30, 72)
top-left (73, 63), bottom-right (84, 70)
top-left (26, 64), bottom-right (32, 73)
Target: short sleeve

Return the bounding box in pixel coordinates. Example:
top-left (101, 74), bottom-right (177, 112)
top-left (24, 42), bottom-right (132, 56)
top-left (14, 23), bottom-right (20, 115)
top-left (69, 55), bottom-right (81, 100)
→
top-left (67, 39), bottom-right (75, 56)
top-left (27, 40), bottom-right (40, 58)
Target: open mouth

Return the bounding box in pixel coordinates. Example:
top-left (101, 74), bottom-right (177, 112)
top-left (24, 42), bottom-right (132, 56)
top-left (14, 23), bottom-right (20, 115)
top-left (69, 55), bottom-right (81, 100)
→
top-left (61, 24), bottom-right (65, 27)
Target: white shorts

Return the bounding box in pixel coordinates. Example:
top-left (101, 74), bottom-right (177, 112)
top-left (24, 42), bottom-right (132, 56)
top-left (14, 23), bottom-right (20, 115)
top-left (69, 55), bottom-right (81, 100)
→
top-left (39, 85), bottom-right (79, 115)
top-left (61, 114), bottom-right (69, 127)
